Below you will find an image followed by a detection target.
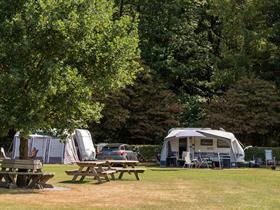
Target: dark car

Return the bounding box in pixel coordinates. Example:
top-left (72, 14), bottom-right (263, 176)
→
top-left (97, 143), bottom-right (138, 161)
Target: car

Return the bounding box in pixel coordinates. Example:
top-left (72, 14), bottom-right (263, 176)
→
top-left (95, 143), bottom-right (108, 154)
top-left (97, 143), bottom-right (138, 161)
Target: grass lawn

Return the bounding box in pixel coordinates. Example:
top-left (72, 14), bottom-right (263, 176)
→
top-left (0, 165), bottom-right (279, 210)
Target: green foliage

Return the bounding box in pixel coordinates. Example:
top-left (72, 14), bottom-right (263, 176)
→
top-left (0, 0), bottom-right (140, 138)
top-left (245, 147), bottom-right (280, 162)
top-left (137, 0), bottom-right (213, 96)
top-left (209, 0), bottom-right (280, 89)
top-left (90, 67), bottom-right (182, 144)
top-left (202, 77), bottom-right (280, 145)
top-left (133, 144), bottom-right (162, 162)
top-left (179, 93), bottom-right (207, 127)
top-left (116, 0), bottom-right (215, 128)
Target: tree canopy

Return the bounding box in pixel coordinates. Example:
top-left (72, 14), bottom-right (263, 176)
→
top-left (202, 77), bottom-right (280, 146)
top-left (1, 0), bottom-right (280, 147)
top-left (0, 0), bottom-right (140, 139)
top-left (90, 67), bottom-right (182, 144)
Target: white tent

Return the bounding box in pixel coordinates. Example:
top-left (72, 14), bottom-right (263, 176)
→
top-left (160, 128), bottom-right (245, 167)
top-left (12, 129), bottom-right (96, 164)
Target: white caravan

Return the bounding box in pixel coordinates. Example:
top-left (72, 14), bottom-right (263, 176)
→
top-left (160, 128), bottom-right (245, 167)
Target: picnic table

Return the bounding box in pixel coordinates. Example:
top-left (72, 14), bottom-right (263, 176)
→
top-left (0, 159), bottom-right (54, 189)
top-left (106, 160), bottom-right (145, 180)
top-left (65, 160), bottom-right (146, 183)
top-left (65, 161), bottom-right (117, 184)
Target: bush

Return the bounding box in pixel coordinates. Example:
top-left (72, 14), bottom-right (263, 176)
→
top-left (133, 145), bottom-right (162, 162)
top-left (245, 147), bottom-right (280, 161)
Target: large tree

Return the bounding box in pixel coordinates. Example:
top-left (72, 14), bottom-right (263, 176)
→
top-left (90, 68), bottom-right (182, 144)
top-left (115, 0), bottom-right (214, 126)
top-left (208, 0), bottom-right (280, 89)
top-left (0, 0), bottom-right (140, 161)
top-left (202, 77), bottom-right (280, 146)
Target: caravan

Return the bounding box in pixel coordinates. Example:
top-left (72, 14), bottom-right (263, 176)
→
top-left (12, 129), bottom-right (96, 163)
top-left (74, 129), bottom-right (96, 161)
top-left (160, 128), bottom-right (245, 168)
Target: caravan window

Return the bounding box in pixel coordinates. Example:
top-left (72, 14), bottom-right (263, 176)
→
top-left (217, 139), bottom-right (230, 148)
top-left (200, 139), bottom-right (213, 146)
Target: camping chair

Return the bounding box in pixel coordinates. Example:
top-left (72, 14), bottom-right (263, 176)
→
top-left (30, 147), bottom-right (39, 159)
top-left (0, 147), bottom-right (11, 159)
top-left (265, 149), bottom-right (276, 167)
top-left (183, 152), bottom-right (194, 168)
top-left (195, 151), bottom-right (211, 168)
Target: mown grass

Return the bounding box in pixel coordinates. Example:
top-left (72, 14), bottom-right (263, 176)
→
top-left (0, 165), bottom-right (279, 210)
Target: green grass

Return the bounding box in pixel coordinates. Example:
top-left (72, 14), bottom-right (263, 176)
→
top-left (0, 165), bottom-right (280, 210)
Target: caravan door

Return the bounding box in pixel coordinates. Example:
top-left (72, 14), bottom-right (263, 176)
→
top-left (75, 129), bottom-right (96, 161)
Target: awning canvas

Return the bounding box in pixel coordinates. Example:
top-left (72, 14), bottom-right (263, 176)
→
top-left (165, 129), bottom-right (206, 139)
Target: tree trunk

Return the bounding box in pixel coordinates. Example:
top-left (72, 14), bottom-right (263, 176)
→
top-left (119, 0), bottom-right (123, 17)
top-left (16, 133), bottom-right (29, 187)
top-left (19, 134), bottom-right (28, 159)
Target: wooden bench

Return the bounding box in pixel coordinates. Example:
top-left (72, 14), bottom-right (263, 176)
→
top-left (65, 161), bottom-right (117, 183)
top-left (0, 159), bottom-right (54, 189)
top-left (112, 168), bottom-right (146, 180)
top-left (65, 169), bottom-right (116, 179)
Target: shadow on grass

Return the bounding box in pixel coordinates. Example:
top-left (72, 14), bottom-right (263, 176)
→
top-left (60, 178), bottom-right (141, 185)
top-left (59, 180), bottom-right (92, 184)
top-left (0, 188), bottom-right (39, 195)
top-left (150, 169), bottom-right (180, 171)
top-left (138, 162), bottom-right (159, 167)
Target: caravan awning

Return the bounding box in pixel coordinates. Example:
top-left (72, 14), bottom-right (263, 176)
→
top-left (165, 129), bottom-right (206, 139)
top-left (197, 130), bottom-right (235, 142)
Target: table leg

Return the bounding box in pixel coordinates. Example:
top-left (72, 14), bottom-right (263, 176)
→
top-left (72, 166), bottom-right (84, 181)
top-left (90, 166), bottom-right (102, 183)
top-left (79, 167), bottom-right (90, 182)
top-left (110, 173), bottom-right (115, 180)
top-left (118, 172), bottom-right (124, 179)
top-left (38, 174), bottom-right (54, 188)
top-left (28, 175), bottom-right (43, 189)
top-left (134, 172), bottom-right (140, 181)
top-left (8, 174), bottom-right (16, 185)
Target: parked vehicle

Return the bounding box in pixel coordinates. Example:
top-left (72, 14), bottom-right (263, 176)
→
top-left (97, 143), bottom-right (138, 161)
top-left (95, 143), bottom-right (108, 154)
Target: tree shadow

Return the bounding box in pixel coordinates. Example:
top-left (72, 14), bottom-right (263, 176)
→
top-left (0, 188), bottom-right (39, 195)
top-left (59, 180), bottom-right (92, 184)
top-left (150, 168), bottom-right (179, 171)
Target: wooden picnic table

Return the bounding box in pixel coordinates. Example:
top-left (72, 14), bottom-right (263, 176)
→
top-left (106, 160), bottom-right (139, 168)
top-left (0, 159), bottom-right (54, 189)
top-left (65, 161), bottom-right (117, 184)
top-left (105, 160), bottom-right (145, 180)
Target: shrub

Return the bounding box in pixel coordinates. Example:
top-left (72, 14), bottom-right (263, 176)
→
top-left (133, 145), bottom-right (162, 162)
top-left (245, 147), bottom-right (280, 161)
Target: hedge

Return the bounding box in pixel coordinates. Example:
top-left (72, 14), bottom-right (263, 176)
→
top-left (133, 145), bottom-right (161, 162)
top-left (245, 147), bottom-right (280, 161)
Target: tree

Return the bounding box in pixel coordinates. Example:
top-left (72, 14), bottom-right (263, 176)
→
top-left (0, 0), bottom-right (140, 162)
top-left (208, 0), bottom-right (280, 89)
top-left (90, 67), bottom-right (182, 144)
top-left (115, 0), bottom-right (215, 126)
top-left (202, 77), bottom-right (280, 146)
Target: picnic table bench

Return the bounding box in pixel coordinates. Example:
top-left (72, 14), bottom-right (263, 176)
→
top-left (106, 160), bottom-right (146, 180)
top-left (0, 159), bottom-right (54, 189)
top-left (65, 161), bottom-right (117, 184)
